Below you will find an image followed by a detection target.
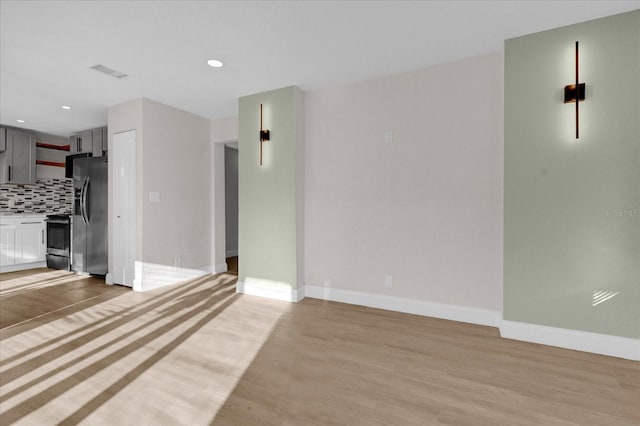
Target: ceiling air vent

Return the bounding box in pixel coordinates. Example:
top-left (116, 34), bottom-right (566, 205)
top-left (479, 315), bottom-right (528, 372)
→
top-left (90, 64), bottom-right (128, 79)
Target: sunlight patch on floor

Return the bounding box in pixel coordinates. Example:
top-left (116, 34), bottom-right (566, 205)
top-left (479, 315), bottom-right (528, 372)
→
top-left (0, 273), bottom-right (289, 425)
top-left (0, 269), bottom-right (86, 296)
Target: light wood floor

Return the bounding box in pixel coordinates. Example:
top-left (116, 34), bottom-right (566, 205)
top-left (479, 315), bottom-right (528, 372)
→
top-left (0, 269), bottom-right (638, 425)
top-left (226, 257), bottom-right (238, 276)
top-left (0, 268), bottom-right (129, 331)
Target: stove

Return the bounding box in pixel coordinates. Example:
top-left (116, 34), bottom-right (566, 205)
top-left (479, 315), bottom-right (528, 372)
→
top-left (45, 214), bottom-right (71, 270)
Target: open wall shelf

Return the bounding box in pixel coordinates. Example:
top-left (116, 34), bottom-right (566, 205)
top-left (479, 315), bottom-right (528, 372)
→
top-left (36, 141), bottom-right (69, 168)
top-left (36, 160), bottom-right (65, 168)
top-left (36, 142), bottom-right (70, 151)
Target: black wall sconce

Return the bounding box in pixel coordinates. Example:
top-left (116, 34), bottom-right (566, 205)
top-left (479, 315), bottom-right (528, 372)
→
top-left (259, 103), bottom-right (270, 165)
top-left (564, 41), bottom-right (586, 139)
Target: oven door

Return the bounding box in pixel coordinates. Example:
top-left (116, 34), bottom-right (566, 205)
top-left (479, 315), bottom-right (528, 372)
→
top-left (46, 218), bottom-right (70, 257)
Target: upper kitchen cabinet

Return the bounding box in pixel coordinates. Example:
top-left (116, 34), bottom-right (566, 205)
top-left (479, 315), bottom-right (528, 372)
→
top-left (92, 127), bottom-right (107, 156)
top-left (0, 127), bottom-right (37, 184)
top-left (69, 127), bottom-right (107, 157)
top-left (69, 130), bottom-right (93, 155)
top-left (0, 127), bottom-right (6, 152)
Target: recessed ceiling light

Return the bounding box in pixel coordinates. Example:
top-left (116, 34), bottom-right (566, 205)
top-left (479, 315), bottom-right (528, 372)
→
top-left (16, 119), bottom-right (25, 123)
top-left (207, 59), bottom-right (224, 68)
top-left (61, 105), bottom-right (72, 110)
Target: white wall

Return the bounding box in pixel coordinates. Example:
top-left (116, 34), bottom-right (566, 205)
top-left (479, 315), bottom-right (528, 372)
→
top-left (211, 116), bottom-right (239, 143)
top-left (304, 53), bottom-right (504, 312)
top-left (108, 98), bottom-right (212, 289)
top-left (140, 98), bottom-right (211, 269)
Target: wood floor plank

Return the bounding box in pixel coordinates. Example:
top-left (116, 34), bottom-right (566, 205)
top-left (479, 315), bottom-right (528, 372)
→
top-left (0, 269), bottom-right (129, 331)
top-left (0, 270), bottom-right (638, 425)
top-left (212, 298), bottom-right (640, 425)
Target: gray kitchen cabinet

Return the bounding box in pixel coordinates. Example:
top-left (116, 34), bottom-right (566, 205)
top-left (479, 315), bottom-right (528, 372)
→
top-left (0, 128), bottom-right (36, 184)
top-left (102, 127), bottom-right (108, 153)
top-left (69, 130), bottom-right (93, 154)
top-left (0, 127), bottom-right (6, 152)
top-left (92, 128), bottom-right (104, 157)
top-left (70, 127), bottom-right (107, 157)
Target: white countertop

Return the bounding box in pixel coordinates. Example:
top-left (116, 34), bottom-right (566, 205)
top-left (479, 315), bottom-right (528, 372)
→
top-left (1, 213), bottom-right (49, 223)
top-left (1, 213), bottom-right (49, 217)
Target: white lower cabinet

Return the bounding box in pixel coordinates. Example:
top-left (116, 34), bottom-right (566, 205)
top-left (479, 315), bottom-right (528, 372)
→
top-left (15, 221), bottom-right (46, 264)
top-left (0, 215), bottom-right (46, 272)
top-left (0, 220), bottom-right (16, 266)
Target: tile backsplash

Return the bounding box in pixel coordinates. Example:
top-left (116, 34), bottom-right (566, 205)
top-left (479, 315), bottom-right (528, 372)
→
top-left (0, 178), bottom-right (73, 214)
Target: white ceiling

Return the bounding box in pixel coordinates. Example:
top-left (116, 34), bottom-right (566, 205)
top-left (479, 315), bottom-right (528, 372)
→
top-left (1, 0), bottom-right (638, 137)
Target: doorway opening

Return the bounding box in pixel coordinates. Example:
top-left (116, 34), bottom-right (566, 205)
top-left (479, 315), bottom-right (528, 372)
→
top-left (224, 142), bottom-right (238, 275)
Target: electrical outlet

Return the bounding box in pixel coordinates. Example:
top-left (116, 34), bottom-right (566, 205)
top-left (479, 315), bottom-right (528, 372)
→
top-left (385, 130), bottom-right (393, 144)
top-left (385, 275), bottom-right (393, 288)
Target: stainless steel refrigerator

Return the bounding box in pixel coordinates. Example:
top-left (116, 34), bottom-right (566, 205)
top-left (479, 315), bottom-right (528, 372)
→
top-left (72, 156), bottom-right (108, 275)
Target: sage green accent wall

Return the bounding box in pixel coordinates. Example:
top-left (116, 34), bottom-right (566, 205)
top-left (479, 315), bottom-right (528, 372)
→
top-left (504, 10), bottom-right (640, 339)
top-left (238, 86), bottom-right (304, 291)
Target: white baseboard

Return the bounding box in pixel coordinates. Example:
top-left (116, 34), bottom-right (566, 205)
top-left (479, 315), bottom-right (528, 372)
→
top-left (237, 280), bottom-right (304, 302)
top-left (200, 263), bottom-right (228, 274)
top-left (133, 261), bottom-right (209, 292)
top-left (304, 285), bottom-right (500, 327)
top-left (303, 286), bottom-right (638, 360)
top-left (0, 261), bottom-right (47, 273)
top-left (500, 320), bottom-right (640, 361)
top-left (226, 249), bottom-right (238, 257)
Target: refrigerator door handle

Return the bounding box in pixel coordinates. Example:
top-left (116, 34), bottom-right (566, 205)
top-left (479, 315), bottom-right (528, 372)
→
top-left (80, 177), bottom-right (89, 225)
top-left (79, 177), bottom-right (85, 224)
top-left (78, 178), bottom-right (84, 222)
top-left (85, 177), bottom-right (91, 223)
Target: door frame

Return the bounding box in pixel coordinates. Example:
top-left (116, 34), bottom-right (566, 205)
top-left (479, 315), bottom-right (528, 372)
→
top-left (212, 139), bottom-right (238, 272)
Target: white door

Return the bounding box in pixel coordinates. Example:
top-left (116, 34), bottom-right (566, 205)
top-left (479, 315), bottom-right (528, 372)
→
top-left (112, 130), bottom-right (136, 287)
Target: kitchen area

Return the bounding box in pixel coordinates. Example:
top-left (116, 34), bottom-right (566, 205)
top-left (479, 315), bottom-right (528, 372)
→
top-left (1, 125), bottom-right (109, 278)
